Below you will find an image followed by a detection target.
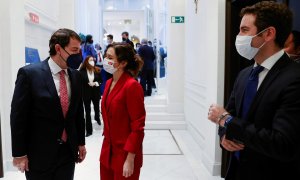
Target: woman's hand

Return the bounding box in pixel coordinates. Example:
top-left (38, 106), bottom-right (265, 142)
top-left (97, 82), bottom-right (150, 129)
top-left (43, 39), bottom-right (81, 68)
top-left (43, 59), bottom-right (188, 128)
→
top-left (123, 152), bottom-right (135, 178)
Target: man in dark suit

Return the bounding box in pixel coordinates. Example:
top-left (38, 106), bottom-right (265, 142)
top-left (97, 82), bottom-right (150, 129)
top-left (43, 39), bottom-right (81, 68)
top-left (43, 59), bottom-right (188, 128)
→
top-left (121, 31), bottom-right (134, 48)
top-left (10, 28), bottom-right (86, 180)
top-left (138, 38), bottom-right (156, 96)
top-left (208, 2), bottom-right (300, 180)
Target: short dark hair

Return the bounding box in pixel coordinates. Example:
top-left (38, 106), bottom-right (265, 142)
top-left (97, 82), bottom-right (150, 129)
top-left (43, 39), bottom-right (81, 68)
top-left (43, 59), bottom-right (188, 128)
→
top-left (240, 1), bottom-right (293, 48)
top-left (49, 28), bottom-right (81, 56)
top-left (107, 34), bottom-right (113, 40)
top-left (122, 31), bottom-right (129, 37)
top-left (135, 42), bottom-right (141, 48)
top-left (85, 34), bottom-right (93, 44)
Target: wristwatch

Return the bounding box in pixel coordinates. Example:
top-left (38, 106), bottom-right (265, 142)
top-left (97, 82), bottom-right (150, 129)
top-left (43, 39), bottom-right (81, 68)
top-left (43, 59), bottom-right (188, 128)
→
top-left (217, 112), bottom-right (230, 125)
top-left (224, 116), bottom-right (233, 129)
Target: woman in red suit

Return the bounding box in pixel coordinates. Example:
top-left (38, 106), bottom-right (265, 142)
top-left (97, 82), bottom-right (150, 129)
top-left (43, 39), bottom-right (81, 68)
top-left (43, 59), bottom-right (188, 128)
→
top-left (100, 42), bottom-right (145, 180)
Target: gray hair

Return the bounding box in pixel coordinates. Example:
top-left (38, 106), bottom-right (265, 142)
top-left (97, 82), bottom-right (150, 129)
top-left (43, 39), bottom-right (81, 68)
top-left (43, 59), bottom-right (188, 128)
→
top-left (141, 38), bottom-right (148, 45)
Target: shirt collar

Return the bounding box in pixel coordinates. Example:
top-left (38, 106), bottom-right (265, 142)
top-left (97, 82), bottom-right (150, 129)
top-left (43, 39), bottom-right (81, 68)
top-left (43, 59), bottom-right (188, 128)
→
top-left (48, 57), bottom-right (68, 75)
top-left (254, 50), bottom-right (284, 70)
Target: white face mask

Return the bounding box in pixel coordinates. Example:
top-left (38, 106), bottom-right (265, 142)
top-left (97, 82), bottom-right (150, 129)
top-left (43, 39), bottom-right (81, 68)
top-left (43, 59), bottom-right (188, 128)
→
top-left (88, 60), bottom-right (95, 66)
top-left (235, 29), bottom-right (268, 60)
top-left (103, 58), bottom-right (117, 74)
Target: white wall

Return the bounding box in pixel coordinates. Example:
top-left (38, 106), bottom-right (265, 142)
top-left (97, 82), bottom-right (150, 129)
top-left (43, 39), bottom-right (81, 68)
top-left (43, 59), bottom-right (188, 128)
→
top-left (58, 0), bottom-right (76, 30)
top-left (0, 0), bottom-right (79, 172)
top-left (75, 0), bottom-right (102, 45)
top-left (25, 0), bottom-right (59, 59)
top-left (184, 0), bottom-right (226, 175)
top-left (103, 10), bottom-right (146, 43)
top-left (0, 0), bottom-right (25, 172)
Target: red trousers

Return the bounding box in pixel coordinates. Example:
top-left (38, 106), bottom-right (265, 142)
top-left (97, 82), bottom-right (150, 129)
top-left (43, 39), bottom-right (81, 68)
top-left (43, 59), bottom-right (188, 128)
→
top-left (100, 163), bottom-right (140, 180)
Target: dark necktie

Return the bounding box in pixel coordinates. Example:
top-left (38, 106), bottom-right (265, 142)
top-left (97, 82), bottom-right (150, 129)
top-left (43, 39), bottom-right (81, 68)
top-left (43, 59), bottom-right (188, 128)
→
top-left (242, 65), bottom-right (265, 118)
top-left (59, 70), bottom-right (69, 142)
top-left (235, 65), bottom-right (264, 159)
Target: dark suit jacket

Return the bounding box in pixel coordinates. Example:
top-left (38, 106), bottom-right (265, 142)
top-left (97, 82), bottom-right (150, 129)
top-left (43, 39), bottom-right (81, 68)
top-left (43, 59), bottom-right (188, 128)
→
top-left (223, 53), bottom-right (300, 180)
top-left (138, 45), bottom-right (155, 70)
top-left (100, 72), bottom-right (145, 172)
top-left (124, 39), bottom-right (134, 48)
top-left (79, 68), bottom-right (102, 100)
top-left (10, 59), bottom-right (85, 171)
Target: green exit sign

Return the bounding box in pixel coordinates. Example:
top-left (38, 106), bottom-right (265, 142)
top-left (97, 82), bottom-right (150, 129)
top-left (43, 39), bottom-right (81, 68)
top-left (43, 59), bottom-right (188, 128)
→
top-left (171, 16), bottom-right (184, 23)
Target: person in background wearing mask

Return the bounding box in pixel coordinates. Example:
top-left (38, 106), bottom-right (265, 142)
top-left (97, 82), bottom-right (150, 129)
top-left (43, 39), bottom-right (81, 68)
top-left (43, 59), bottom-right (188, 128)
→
top-left (121, 31), bottom-right (134, 48)
top-left (107, 34), bottom-right (114, 45)
top-left (207, 2), bottom-right (300, 180)
top-left (100, 43), bottom-right (145, 180)
top-left (95, 43), bottom-right (103, 66)
top-left (284, 30), bottom-right (300, 62)
top-left (10, 28), bottom-right (86, 180)
top-left (82, 34), bottom-right (98, 62)
top-left (135, 42), bottom-right (141, 52)
top-left (79, 56), bottom-right (102, 137)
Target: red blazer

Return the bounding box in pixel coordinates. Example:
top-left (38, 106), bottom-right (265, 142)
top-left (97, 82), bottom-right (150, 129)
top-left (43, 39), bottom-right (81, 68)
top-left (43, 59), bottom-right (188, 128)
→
top-left (100, 72), bottom-right (146, 172)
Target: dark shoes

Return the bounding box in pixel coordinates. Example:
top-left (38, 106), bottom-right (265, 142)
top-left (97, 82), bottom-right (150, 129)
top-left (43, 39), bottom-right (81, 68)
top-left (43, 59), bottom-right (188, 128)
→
top-left (85, 133), bottom-right (92, 137)
top-left (96, 119), bottom-right (101, 125)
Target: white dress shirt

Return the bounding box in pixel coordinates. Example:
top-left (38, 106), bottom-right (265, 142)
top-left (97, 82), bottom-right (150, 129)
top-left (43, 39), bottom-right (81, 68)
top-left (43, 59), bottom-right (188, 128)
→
top-left (255, 50), bottom-right (284, 89)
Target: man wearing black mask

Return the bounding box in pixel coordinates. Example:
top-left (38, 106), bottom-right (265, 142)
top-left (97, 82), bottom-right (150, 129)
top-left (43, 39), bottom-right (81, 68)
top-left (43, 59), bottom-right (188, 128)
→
top-left (121, 31), bottom-right (134, 48)
top-left (10, 28), bottom-right (86, 180)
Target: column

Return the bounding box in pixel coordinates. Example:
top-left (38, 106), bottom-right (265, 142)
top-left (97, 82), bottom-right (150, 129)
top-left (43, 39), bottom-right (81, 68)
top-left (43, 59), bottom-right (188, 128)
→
top-left (0, 0), bottom-right (25, 171)
top-left (167, 0), bottom-right (185, 113)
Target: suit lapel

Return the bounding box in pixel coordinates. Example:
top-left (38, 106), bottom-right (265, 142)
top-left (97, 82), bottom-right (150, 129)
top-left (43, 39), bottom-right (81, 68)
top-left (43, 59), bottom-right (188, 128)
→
top-left (42, 59), bottom-right (60, 104)
top-left (67, 68), bottom-right (78, 120)
top-left (106, 73), bottom-right (129, 112)
top-left (41, 59), bottom-right (64, 119)
top-left (81, 69), bottom-right (89, 83)
top-left (246, 54), bottom-right (291, 121)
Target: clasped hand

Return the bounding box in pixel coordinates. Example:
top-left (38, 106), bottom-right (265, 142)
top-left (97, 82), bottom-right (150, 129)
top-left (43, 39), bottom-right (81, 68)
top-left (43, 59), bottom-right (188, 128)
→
top-left (13, 156), bottom-right (29, 173)
top-left (88, 82), bottom-right (96, 87)
top-left (207, 104), bottom-right (227, 125)
top-left (207, 104), bottom-right (245, 151)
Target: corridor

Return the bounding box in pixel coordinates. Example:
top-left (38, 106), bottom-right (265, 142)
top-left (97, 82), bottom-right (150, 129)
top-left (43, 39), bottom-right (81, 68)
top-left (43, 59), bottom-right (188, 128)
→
top-left (4, 85), bottom-right (223, 180)
top-left (5, 128), bottom-right (223, 180)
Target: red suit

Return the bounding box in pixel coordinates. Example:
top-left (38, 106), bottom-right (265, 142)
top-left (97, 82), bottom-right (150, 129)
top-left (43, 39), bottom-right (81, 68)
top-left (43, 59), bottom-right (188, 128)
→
top-left (100, 72), bottom-right (146, 180)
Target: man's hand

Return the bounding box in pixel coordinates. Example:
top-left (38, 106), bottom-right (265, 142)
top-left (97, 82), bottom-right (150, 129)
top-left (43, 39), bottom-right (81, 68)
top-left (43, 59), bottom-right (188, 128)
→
top-left (221, 135), bottom-right (244, 152)
top-left (13, 156), bottom-right (29, 173)
top-left (208, 104), bottom-right (228, 126)
top-left (77, 145), bottom-right (87, 163)
top-left (88, 82), bottom-right (96, 87)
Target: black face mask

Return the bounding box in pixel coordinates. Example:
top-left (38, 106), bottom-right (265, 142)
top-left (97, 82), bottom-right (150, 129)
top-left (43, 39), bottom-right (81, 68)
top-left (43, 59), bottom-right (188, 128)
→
top-left (122, 37), bottom-right (126, 41)
top-left (62, 48), bottom-right (82, 69)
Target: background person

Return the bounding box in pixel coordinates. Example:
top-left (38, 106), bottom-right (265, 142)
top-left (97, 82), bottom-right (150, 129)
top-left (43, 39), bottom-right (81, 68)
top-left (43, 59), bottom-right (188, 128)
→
top-left (284, 30), bottom-right (300, 62)
top-left (121, 31), bottom-right (134, 48)
top-left (100, 43), bottom-right (145, 180)
top-left (107, 34), bottom-right (114, 45)
top-left (79, 56), bottom-right (102, 137)
top-left (10, 28), bottom-right (86, 180)
top-left (82, 34), bottom-right (97, 61)
top-left (138, 38), bottom-right (156, 96)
